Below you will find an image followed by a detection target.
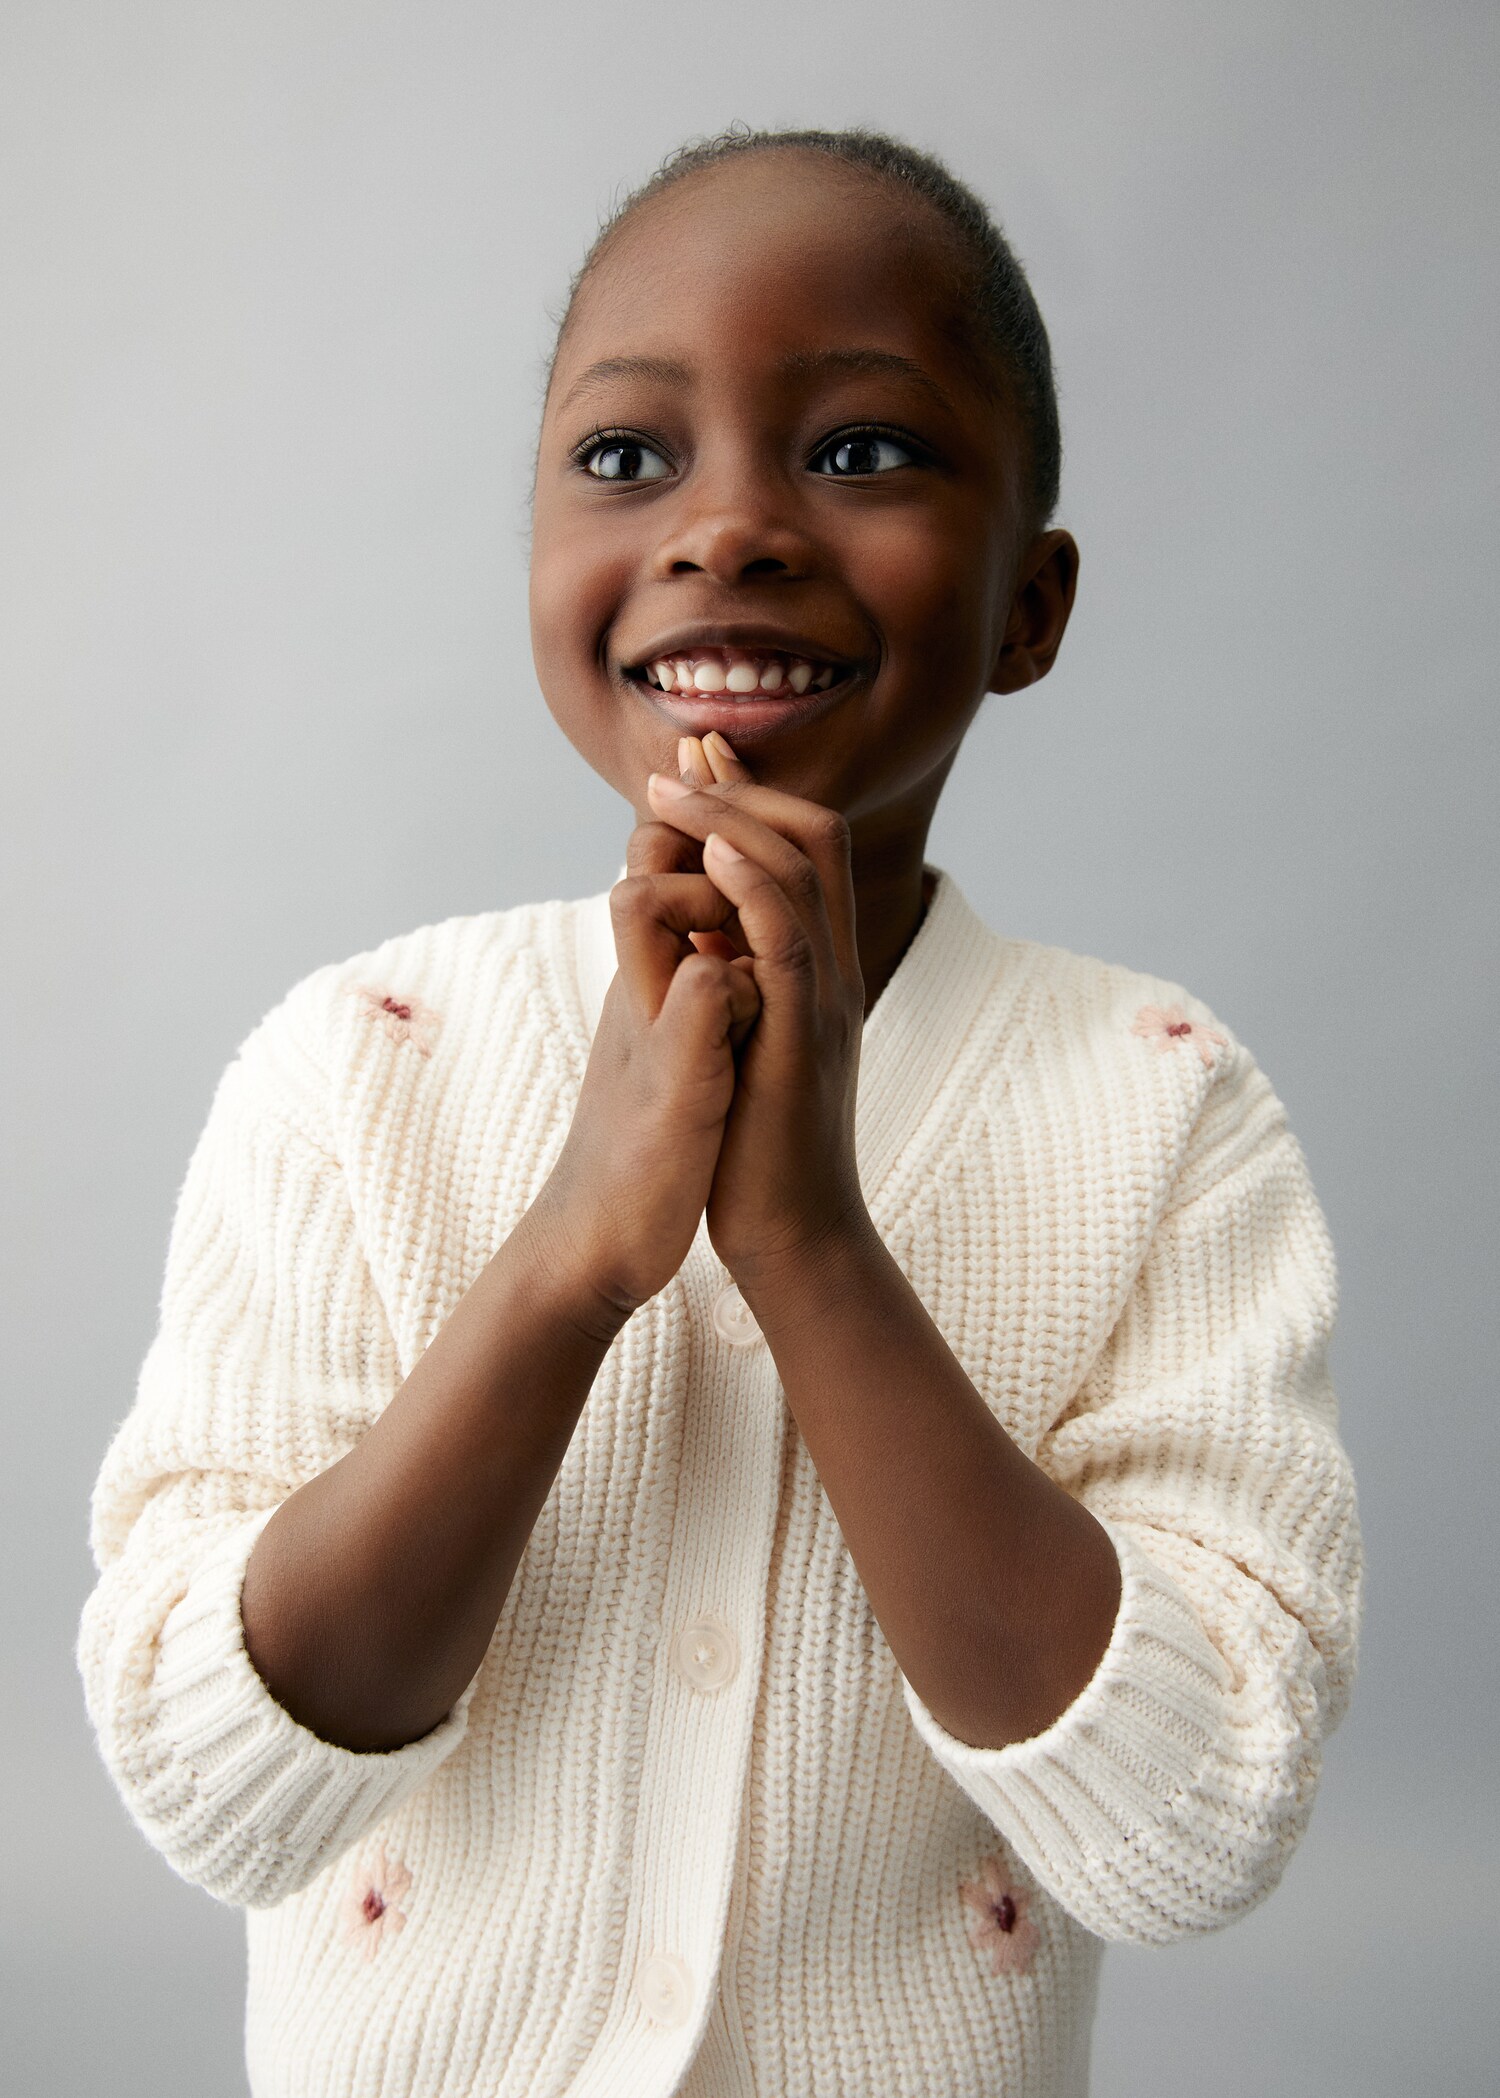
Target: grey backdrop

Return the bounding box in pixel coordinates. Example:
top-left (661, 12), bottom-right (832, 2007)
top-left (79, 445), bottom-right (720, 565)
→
top-left (5, 3), bottom-right (1496, 2092)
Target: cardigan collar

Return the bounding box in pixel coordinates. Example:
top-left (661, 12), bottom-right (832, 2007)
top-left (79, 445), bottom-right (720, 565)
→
top-left (568, 861), bottom-right (1029, 1204)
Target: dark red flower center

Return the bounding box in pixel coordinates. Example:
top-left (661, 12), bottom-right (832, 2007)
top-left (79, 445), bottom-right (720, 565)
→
top-left (361, 1888), bottom-right (387, 1924)
top-left (381, 998), bottom-right (413, 1022)
top-left (1166, 1021), bottom-right (1192, 1037)
top-left (992, 1895), bottom-right (1017, 1933)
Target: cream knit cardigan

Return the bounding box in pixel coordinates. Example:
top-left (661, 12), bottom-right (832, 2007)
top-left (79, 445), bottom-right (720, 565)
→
top-left (78, 868), bottom-right (1361, 2098)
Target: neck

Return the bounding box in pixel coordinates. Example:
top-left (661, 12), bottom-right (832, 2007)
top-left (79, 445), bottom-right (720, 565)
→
top-left (845, 756), bottom-right (959, 1017)
top-left (851, 842), bottom-right (936, 1017)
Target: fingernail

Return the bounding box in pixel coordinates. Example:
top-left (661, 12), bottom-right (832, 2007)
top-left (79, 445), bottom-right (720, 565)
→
top-left (704, 731), bottom-right (740, 765)
top-left (677, 736), bottom-right (695, 779)
top-left (705, 831), bottom-right (744, 861)
top-left (648, 771), bottom-right (692, 800)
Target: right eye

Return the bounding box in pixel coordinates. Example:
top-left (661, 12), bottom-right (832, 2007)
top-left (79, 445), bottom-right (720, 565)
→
top-left (579, 437), bottom-right (671, 483)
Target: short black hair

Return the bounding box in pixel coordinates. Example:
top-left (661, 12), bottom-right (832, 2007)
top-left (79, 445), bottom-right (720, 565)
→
top-left (550, 124), bottom-right (1062, 537)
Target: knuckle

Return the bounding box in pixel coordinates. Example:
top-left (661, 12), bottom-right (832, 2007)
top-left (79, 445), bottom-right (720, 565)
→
top-left (627, 820), bottom-right (691, 874)
top-left (609, 875), bottom-right (655, 924)
top-left (767, 926), bottom-right (817, 980)
top-left (811, 807), bottom-right (851, 857)
top-left (786, 855), bottom-right (822, 909)
top-left (830, 999), bottom-right (861, 1049)
top-left (674, 951), bottom-right (734, 1001)
top-left (675, 950), bottom-right (718, 984)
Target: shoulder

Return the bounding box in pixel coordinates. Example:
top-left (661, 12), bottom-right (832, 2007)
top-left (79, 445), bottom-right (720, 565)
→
top-left (219, 894), bottom-right (597, 1146)
top-left (1003, 933), bottom-right (1235, 1056)
top-left (976, 929), bottom-right (1291, 1201)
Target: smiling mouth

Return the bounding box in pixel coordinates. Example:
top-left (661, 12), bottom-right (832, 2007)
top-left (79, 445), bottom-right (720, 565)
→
top-left (625, 645), bottom-right (850, 698)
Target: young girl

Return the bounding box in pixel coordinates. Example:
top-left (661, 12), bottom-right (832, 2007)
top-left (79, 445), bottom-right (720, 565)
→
top-left (78, 128), bottom-right (1362, 2097)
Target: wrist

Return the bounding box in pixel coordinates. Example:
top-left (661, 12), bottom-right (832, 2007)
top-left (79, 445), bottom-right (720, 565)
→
top-left (728, 1201), bottom-right (883, 1312)
top-left (513, 1194), bottom-right (639, 1347)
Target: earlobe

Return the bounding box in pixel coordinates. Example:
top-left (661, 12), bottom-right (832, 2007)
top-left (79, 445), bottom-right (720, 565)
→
top-left (986, 600), bottom-right (1041, 695)
top-left (987, 626), bottom-right (1035, 696)
top-left (988, 529), bottom-right (1080, 695)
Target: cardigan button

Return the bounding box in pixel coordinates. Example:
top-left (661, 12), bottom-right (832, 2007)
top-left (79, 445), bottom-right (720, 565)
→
top-left (672, 1612), bottom-right (740, 1693)
top-left (711, 1283), bottom-right (762, 1347)
top-left (636, 1951), bottom-right (693, 2028)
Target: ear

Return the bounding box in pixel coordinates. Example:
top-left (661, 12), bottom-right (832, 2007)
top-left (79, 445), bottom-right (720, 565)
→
top-left (987, 530), bottom-right (1080, 694)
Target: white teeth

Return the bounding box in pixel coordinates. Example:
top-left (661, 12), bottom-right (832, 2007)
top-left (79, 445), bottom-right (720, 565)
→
top-left (641, 650), bottom-right (841, 697)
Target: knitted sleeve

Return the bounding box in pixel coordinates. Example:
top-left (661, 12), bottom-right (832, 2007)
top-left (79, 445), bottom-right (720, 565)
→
top-left (900, 1038), bottom-right (1362, 1945)
top-left (75, 979), bottom-right (479, 1909)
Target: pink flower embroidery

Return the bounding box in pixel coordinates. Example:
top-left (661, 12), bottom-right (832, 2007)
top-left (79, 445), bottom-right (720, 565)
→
top-left (348, 983), bottom-right (442, 1058)
top-left (339, 1841), bottom-right (412, 1961)
top-left (1130, 1003), bottom-right (1228, 1068)
top-left (960, 1854), bottom-right (1040, 1977)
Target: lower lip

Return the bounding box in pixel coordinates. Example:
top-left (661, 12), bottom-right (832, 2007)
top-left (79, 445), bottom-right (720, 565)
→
top-left (631, 677), bottom-right (857, 740)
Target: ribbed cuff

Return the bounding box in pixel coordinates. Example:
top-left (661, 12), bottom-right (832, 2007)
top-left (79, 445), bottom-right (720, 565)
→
top-left (901, 1521), bottom-right (1230, 1936)
top-left (145, 1507), bottom-right (478, 1907)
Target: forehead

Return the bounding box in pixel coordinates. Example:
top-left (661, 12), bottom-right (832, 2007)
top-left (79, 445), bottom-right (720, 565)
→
top-left (554, 152), bottom-right (992, 406)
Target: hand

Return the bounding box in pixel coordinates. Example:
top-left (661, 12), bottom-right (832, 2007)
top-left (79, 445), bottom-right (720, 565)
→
top-left (536, 791), bottom-right (760, 1321)
top-left (645, 733), bottom-right (870, 1285)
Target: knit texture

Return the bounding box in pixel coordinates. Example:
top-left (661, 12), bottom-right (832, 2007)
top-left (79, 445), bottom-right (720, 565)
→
top-left (77, 868), bottom-right (1361, 2097)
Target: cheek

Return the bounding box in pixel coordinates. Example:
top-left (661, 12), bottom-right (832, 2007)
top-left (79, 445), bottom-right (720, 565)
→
top-left (528, 522), bottom-right (646, 791)
top-left (864, 553), bottom-right (993, 691)
top-left (528, 515), bottom-right (629, 684)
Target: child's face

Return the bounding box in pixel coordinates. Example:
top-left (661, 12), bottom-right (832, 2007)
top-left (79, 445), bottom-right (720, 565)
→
top-left (531, 152), bottom-right (1076, 836)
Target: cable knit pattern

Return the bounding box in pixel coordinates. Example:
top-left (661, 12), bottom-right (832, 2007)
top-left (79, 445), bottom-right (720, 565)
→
top-left (77, 868), bottom-right (1361, 2098)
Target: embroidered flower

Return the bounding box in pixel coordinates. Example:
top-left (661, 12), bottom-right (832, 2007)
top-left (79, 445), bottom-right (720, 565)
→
top-left (960, 1854), bottom-right (1040, 1977)
top-left (348, 982), bottom-right (442, 1058)
top-left (1130, 1002), bottom-right (1227, 1068)
top-left (339, 1841), bottom-right (412, 1961)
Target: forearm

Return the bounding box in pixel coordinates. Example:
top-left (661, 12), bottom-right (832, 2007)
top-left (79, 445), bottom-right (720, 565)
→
top-left (739, 1220), bottom-right (1122, 1749)
top-left (240, 1196), bottom-right (627, 1754)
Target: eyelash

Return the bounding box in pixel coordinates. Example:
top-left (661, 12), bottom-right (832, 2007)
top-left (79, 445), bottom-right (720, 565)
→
top-left (569, 425), bottom-right (653, 471)
top-left (812, 423), bottom-right (930, 473)
top-left (567, 421), bottom-right (933, 478)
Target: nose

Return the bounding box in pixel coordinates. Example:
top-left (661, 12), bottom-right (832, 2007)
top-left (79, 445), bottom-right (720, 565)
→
top-left (650, 459), bottom-right (815, 585)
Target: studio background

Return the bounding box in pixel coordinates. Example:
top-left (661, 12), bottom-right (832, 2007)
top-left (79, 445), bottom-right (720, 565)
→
top-left (4, 4), bottom-right (1495, 2092)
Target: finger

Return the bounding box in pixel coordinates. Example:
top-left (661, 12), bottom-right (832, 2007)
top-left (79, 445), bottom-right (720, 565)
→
top-left (645, 771), bottom-right (856, 982)
top-left (678, 735), bottom-right (717, 787)
top-left (627, 817), bottom-right (704, 878)
top-left (629, 801), bottom-right (751, 952)
top-left (701, 829), bottom-right (824, 1016)
top-left (697, 747), bottom-right (852, 976)
top-left (688, 927), bottom-right (742, 962)
top-left (628, 819), bottom-right (752, 956)
top-left (702, 730), bottom-right (752, 786)
top-left (724, 955), bottom-right (762, 1050)
top-left (646, 773), bottom-right (850, 980)
top-left (609, 870), bottom-right (740, 1016)
top-left (657, 947), bottom-right (762, 1056)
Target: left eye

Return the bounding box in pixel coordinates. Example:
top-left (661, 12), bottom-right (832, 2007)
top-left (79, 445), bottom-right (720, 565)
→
top-left (582, 439), bottom-right (671, 482)
top-left (812, 433), bottom-right (915, 476)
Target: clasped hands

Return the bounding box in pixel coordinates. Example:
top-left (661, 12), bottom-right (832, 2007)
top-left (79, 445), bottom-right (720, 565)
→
top-left (540, 730), bottom-right (871, 1324)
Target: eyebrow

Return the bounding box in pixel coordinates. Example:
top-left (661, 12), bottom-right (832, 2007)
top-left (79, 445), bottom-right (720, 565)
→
top-left (777, 347), bottom-right (956, 413)
top-left (558, 356), bottom-right (691, 413)
top-left (558, 346), bottom-right (956, 416)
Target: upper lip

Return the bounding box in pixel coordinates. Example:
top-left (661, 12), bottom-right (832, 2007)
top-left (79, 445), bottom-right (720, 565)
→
top-left (617, 622), bottom-right (866, 674)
